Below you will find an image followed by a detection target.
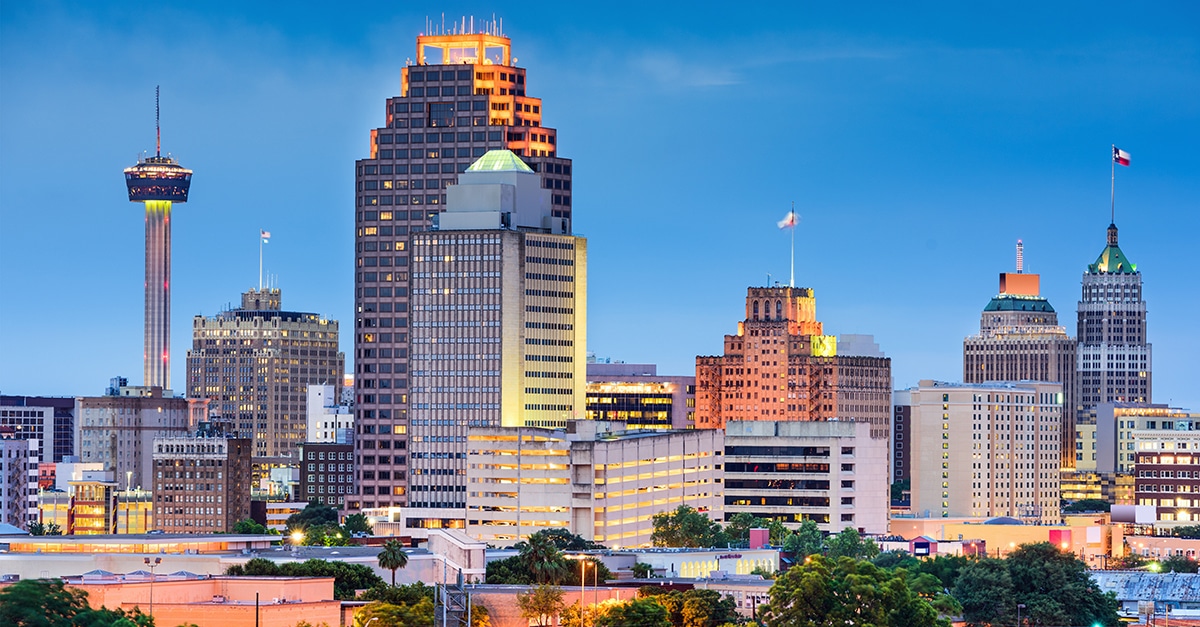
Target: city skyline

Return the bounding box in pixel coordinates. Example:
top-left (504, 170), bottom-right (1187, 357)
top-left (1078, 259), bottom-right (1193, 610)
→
top-left (2, 3), bottom-right (1198, 409)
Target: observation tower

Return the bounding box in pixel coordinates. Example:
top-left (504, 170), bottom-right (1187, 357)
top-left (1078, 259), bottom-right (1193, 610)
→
top-left (123, 88), bottom-right (192, 389)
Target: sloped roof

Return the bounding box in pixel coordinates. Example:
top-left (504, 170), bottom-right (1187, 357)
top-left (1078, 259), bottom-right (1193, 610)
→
top-left (983, 295), bottom-right (1056, 313)
top-left (466, 149), bottom-right (533, 173)
top-left (1089, 244), bottom-right (1137, 274)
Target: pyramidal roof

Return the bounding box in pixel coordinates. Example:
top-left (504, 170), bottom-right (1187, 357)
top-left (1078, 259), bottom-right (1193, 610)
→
top-left (466, 149), bottom-right (533, 173)
top-left (1088, 224), bottom-right (1138, 274)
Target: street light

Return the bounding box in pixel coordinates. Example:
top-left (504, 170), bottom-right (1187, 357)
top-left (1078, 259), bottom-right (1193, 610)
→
top-left (144, 557), bottom-right (161, 618)
top-left (580, 559), bottom-right (590, 627)
top-left (365, 617), bottom-right (379, 627)
top-left (1016, 602), bottom-right (1025, 627)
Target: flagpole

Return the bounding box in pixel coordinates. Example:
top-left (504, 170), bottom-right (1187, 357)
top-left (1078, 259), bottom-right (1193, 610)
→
top-left (1111, 144), bottom-right (1116, 224)
top-left (259, 232), bottom-right (263, 291)
top-left (789, 201), bottom-right (795, 288)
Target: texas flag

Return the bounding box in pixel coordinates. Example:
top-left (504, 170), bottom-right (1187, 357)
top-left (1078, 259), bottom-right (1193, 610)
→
top-left (777, 211), bottom-right (798, 230)
top-left (1113, 146), bottom-right (1131, 166)
top-left (261, 229), bottom-right (271, 243)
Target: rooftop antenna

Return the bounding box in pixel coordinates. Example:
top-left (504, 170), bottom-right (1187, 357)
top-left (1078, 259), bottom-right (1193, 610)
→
top-left (1016, 239), bottom-right (1024, 273)
top-left (155, 85), bottom-right (161, 157)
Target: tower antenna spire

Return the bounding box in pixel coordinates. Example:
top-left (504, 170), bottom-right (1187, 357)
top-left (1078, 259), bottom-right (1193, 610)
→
top-left (156, 85), bottom-right (161, 157)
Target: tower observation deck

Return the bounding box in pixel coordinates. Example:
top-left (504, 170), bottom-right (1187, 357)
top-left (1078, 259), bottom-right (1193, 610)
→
top-left (124, 88), bottom-right (192, 389)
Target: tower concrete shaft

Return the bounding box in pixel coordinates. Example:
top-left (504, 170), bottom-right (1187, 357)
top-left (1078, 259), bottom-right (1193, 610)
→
top-left (144, 200), bottom-right (172, 388)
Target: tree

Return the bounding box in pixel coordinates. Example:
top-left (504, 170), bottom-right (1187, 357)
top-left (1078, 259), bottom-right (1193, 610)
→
top-left (378, 539), bottom-right (410, 586)
top-left (760, 555), bottom-right (947, 627)
top-left (538, 527), bottom-right (603, 550)
top-left (872, 549), bottom-right (919, 571)
top-left (915, 554), bottom-right (968, 590)
top-left (484, 554), bottom-right (529, 584)
top-left (891, 478), bottom-right (910, 502)
top-left (232, 518), bottom-right (268, 534)
top-left (1173, 524), bottom-right (1200, 539)
top-left (517, 584), bottom-right (565, 627)
top-left (724, 512), bottom-right (762, 546)
top-left (1160, 553), bottom-right (1199, 573)
top-left (521, 531), bottom-right (571, 585)
top-left (359, 582), bottom-right (434, 605)
top-left (1063, 498), bottom-right (1111, 513)
top-left (225, 558), bottom-right (382, 600)
top-left (782, 519), bottom-right (823, 558)
top-left (1109, 551), bottom-right (1147, 569)
top-left (28, 521), bottom-right (63, 536)
top-left (595, 597), bottom-right (671, 627)
top-left (651, 505), bottom-right (726, 548)
top-left (953, 543), bottom-right (1119, 627)
top-left (286, 501), bottom-right (339, 531)
top-left (0, 579), bottom-right (154, 627)
top-left (354, 598), bottom-right (434, 627)
top-left (343, 513), bottom-right (373, 535)
top-left (823, 526), bottom-right (879, 560)
top-left (632, 562), bottom-right (654, 579)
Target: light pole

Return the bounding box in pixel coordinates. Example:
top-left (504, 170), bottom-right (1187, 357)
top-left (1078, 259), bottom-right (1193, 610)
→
top-left (580, 559), bottom-right (590, 627)
top-left (365, 617), bottom-right (378, 627)
top-left (144, 557), bottom-right (161, 618)
top-left (1016, 602), bottom-right (1025, 627)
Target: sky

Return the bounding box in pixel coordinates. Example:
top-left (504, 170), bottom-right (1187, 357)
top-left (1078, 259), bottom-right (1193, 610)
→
top-left (2, 2), bottom-right (1198, 409)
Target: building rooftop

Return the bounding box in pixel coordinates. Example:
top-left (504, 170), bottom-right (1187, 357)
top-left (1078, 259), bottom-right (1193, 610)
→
top-left (466, 149), bottom-right (533, 173)
top-left (983, 295), bottom-right (1055, 313)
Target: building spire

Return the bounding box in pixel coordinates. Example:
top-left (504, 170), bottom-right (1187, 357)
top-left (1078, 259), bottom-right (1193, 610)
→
top-left (1107, 223), bottom-right (1118, 247)
top-left (1016, 239), bottom-right (1024, 273)
top-left (155, 85), bottom-right (161, 157)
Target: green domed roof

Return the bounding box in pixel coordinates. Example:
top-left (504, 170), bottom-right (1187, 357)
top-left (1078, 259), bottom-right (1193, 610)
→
top-left (466, 149), bottom-right (533, 173)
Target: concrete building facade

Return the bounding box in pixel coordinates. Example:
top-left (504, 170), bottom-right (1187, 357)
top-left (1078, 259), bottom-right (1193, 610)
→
top-left (186, 288), bottom-right (344, 460)
top-left (694, 286), bottom-right (892, 440)
top-left (1077, 223), bottom-right (1152, 425)
top-left (299, 441), bottom-right (355, 510)
top-left (902, 380), bottom-right (1062, 524)
top-left (1133, 417), bottom-right (1200, 523)
top-left (585, 363), bottom-right (696, 430)
top-left (1094, 403), bottom-right (1200, 474)
top-left (353, 28), bottom-right (575, 515)
top-left (0, 436), bottom-right (37, 530)
top-left (963, 250), bottom-right (1077, 469)
top-left (306, 384), bottom-right (353, 444)
top-left (75, 386), bottom-right (190, 492)
top-left (465, 421), bottom-right (723, 547)
top-left (152, 433), bottom-right (252, 533)
top-left (723, 420), bottom-right (888, 534)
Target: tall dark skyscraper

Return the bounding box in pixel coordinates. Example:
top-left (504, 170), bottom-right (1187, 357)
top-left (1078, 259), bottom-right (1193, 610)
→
top-left (124, 88), bottom-right (192, 389)
top-left (1076, 223), bottom-right (1152, 423)
top-left (352, 25), bottom-right (573, 512)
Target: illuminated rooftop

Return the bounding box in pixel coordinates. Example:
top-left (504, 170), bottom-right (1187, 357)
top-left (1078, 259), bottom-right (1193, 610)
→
top-left (124, 155), bottom-right (192, 203)
top-left (466, 149), bottom-right (533, 173)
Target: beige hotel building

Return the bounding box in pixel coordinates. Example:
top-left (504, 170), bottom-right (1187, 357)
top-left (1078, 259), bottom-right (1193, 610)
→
top-left (901, 380), bottom-right (1062, 524)
top-left (465, 421), bottom-right (722, 547)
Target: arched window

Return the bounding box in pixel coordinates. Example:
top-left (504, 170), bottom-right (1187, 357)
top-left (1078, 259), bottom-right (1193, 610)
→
top-left (753, 301), bottom-right (759, 321)
top-left (776, 300), bottom-right (783, 320)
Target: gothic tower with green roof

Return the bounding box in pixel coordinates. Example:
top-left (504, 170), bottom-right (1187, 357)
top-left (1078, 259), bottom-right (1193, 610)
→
top-left (1076, 223), bottom-right (1152, 438)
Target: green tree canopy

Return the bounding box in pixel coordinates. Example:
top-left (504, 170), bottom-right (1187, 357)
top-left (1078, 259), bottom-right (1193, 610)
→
top-left (891, 478), bottom-right (910, 502)
top-left (1159, 553), bottom-right (1200, 573)
top-left (28, 521), bottom-right (63, 536)
top-left (517, 584), bottom-right (565, 627)
top-left (232, 518), bottom-right (268, 535)
top-left (0, 579), bottom-right (154, 627)
top-left (953, 543), bottom-right (1119, 627)
top-left (595, 597), bottom-right (671, 627)
top-left (781, 519), bottom-right (823, 558)
top-left (760, 555), bottom-right (947, 627)
top-left (1173, 524), bottom-right (1200, 539)
top-left (651, 505), bottom-right (727, 548)
top-left (1063, 498), bottom-right (1112, 513)
top-left (343, 513), bottom-right (373, 535)
top-left (225, 558), bottom-right (382, 600)
top-left (823, 526), bottom-right (879, 560)
top-left (286, 501), bottom-right (339, 530)
top-left (536, 527), bottom-right (604, 550)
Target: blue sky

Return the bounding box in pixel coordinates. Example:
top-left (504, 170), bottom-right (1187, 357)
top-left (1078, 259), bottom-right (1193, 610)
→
top-left (2, 2), bottom-right (1197, 408)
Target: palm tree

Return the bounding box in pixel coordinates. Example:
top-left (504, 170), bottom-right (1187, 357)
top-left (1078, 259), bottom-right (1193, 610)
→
top-left (377, 539), bottom-right (409, 586)
top-left (521, 531), bottom-right (568, 584)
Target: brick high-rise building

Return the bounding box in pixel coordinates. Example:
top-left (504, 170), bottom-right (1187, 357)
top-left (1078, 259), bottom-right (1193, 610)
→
top-left (353, 25), bottom-right (574, 512)
top-left (963, 241), bottom-right (1077, 469)
top-left (694, 286), bottom-right (891, 440)
top-left (152, 430), bottom-right (252, 533)
top-left (75, 385), bottom-right (190, 492)
top-left (186, 288), bottom-right (344, 461)
top-left (1077, 223), bottom-right (1152, 424)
